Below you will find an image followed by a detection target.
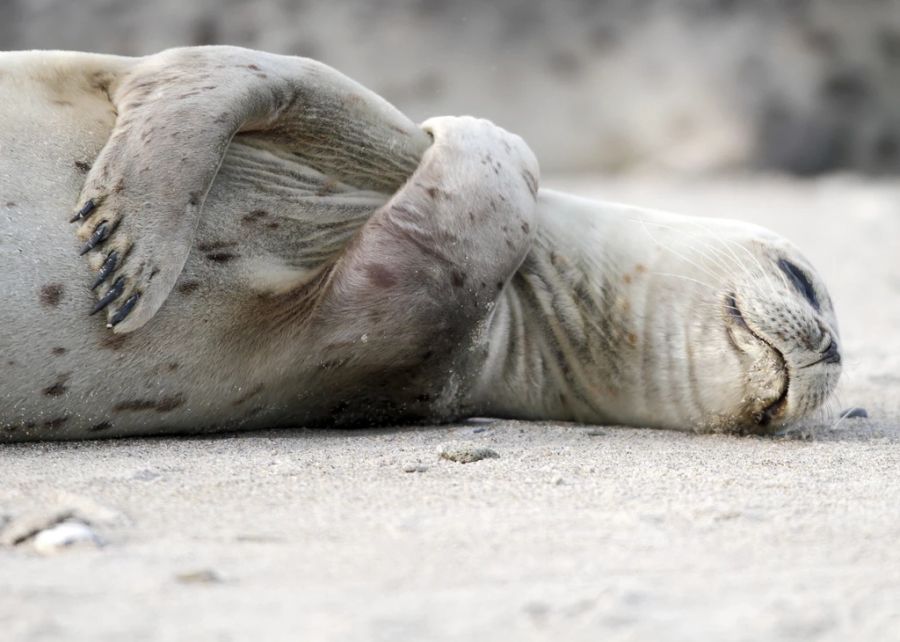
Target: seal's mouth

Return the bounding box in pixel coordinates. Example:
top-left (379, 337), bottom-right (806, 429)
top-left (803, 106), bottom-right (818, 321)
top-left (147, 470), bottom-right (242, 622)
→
top-left (725, 293), bottom-right (789, 428)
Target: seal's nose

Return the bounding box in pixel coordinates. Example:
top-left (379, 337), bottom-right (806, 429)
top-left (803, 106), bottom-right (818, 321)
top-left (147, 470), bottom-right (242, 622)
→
top-left (820, 339), bottom-right (841, 365)
top-left (802, 339), bottom-right (841, 369)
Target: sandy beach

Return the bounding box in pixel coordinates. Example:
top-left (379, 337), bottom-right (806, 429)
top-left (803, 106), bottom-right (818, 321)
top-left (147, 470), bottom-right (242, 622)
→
top-left (2, 175), bottom-right (899, 642)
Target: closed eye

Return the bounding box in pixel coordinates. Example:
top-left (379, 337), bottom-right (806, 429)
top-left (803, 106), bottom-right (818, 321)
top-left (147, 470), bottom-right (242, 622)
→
top-left (777, 258), bottom-right (820, 310)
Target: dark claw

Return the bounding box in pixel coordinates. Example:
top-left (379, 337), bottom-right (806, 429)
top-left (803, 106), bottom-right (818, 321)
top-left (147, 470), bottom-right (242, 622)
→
top-left (108, 293), bottom-right (140, 327)
top-left (91, 251), bottom-right (119, 290)
top-left (90, 276), bottom-right (125, 315)
top-left (79, 221), bottom-right (111, 256)
top-left (70, 199), bottom-right (96, 223)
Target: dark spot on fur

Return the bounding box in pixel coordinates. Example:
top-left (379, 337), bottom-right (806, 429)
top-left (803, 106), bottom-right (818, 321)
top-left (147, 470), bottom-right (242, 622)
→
top-left (521, 221), bottom-right (530, 234)
top-left (100, 334), bottom-right (129, 351)
top-left (42, 379), bottom-right (68, 397)
top-left (247, 64), bottom-right (261, 71)
top-left (114, 394), bottom-right (185, 413)
top-left (197, 240), bottom-right (237, 252)
top-left (168, 362), bottom-right (180, 372)
top-left (427, 187), bottom-right (439, 199)
top-left (206, 252), bottom-right (238, 263)
top-left (366, 263), bottom-right (397, 288)
top-left (149, 267), bottom-right (160, 281)
top-left (4, 202), bottom-right (16, 208)
top-left (74, 160), bottom-right (91, 173)
top-left (88, 422), bottom-right (113, 433)
top-left (521, 170), bottom-right (538, 198)
top-left (242, 210), bottom-right (268, 224)
top-left (451, 271), bottom-right (465, 287)
top-left (626, 332), bottom-right (638, 347)
top-left (156, 396), bottom-right (185, 412)
top-left (266, 222), bottom-right (280, 229)
top-left (189, 192), bottom-right (201, 207)
top-left (52, 99), bottom-right (74, 107)
top-left (40, 284), bottom-right (64, 307)
top-left (232, 384), bottom-right (264, 407)
top-left (89, 71), bottom-right (113, 95)
top-left (42, 416), bottom-right (69, 430)
top-left (177, 280), bottom-right (201, 295)
top-left (114, 178), bottom-right (125, 193)
top-left (51, 347), bottom-right (67, 356)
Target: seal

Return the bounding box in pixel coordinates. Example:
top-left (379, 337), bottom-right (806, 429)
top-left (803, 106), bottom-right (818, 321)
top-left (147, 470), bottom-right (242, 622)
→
top-left (0, 46), bottom-right (841, 441)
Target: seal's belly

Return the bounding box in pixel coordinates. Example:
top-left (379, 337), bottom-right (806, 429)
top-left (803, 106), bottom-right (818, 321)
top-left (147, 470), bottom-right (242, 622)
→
top-left (0, 53), bottom-right (407, 440)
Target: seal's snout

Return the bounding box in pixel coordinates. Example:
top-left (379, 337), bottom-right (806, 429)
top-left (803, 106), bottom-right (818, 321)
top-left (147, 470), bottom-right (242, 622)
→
top-left (724, 248), bottom-right (842, 432)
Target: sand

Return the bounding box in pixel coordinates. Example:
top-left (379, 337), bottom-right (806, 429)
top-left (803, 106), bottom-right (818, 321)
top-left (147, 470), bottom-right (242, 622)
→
top-left (2, 175), bottom-right (899, 642)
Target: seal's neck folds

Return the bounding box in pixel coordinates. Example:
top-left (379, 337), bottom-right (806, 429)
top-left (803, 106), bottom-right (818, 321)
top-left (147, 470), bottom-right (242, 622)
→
top-left (468, 189), bottom-right (702, 428)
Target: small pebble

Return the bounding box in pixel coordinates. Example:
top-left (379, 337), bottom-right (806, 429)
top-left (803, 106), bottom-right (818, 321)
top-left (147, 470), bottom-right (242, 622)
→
top-left (438, 444), bottom-right (500, 464)
top-left (841, 407), bottom-right (868, 419)
top-left (32, 520), bottom-right (103, 555)
top-left (176, 569), bottom-right (222, 584)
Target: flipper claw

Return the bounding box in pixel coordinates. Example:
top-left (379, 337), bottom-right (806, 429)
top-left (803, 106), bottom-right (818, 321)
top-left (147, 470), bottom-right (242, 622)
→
top-left (79, 221), bottom-right (111, 256)
top-left (108, 293), bottom-right (140, 327)
top-left (91, 276), bottom-right (125, 315)
top-left (91, 251), bottom-right (119, 290)
top-left (70, 199), bottom-right (96, 223)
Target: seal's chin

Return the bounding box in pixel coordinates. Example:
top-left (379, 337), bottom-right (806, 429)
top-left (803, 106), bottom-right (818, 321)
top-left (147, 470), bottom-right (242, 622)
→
top-left (724, 293), bottom-right (790, 432)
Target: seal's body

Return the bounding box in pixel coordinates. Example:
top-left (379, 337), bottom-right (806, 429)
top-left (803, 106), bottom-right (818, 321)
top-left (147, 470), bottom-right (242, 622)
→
top-left (0, 48), bottom-right (842, 441)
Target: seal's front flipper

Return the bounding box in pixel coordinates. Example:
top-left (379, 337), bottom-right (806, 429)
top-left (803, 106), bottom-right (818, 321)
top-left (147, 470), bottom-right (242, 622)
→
top-left (72, 46), bottom-right (430, 333)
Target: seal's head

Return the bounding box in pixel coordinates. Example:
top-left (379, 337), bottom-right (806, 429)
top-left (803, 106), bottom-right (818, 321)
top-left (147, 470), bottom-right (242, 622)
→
top-left (718, 240), bottom-right (841, 433)
top-left (610, 207), bottom-right (842, 434)
top-left (519, 191), bottom-right (842, 435)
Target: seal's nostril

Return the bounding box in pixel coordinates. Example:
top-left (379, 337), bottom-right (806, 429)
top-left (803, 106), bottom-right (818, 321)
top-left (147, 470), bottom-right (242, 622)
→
top-left (801, 339), bottom-right (841, 368)
top-left (821, 340), bottom-right (841, 365)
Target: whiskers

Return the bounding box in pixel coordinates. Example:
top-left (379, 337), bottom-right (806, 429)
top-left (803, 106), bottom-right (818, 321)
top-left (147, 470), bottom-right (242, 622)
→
top-left (628, 215), bottom-right (792, 303)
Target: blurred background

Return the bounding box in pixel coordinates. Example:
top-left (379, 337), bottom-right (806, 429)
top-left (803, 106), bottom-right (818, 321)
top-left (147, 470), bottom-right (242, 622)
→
top-left (3, 0), bottom-right (900, 176)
